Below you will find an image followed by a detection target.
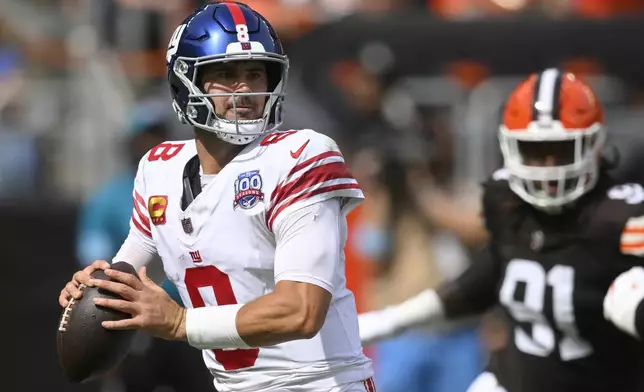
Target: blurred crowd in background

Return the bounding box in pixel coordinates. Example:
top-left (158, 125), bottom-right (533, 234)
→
top-left (5, 0), bottom-right (644, 391)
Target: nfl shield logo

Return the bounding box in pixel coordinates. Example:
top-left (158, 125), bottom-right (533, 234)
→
top-left (181, 218), bottom-right (194, 234)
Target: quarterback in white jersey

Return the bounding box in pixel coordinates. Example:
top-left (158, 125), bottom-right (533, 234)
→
top-left (58, 2), bottom-right (374, 391)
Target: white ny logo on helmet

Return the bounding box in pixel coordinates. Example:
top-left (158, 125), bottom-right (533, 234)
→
top-left (166, 24), bottom-right (187, 64)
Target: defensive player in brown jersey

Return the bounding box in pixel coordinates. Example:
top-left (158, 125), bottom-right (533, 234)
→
top-left (358, 69), bottom-right (644, 392)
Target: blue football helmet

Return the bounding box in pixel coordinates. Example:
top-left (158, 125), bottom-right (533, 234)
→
top-left (166, 1), bottom-right (288, 145)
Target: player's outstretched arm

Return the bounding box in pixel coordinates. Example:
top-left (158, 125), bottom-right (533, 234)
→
top-left (359, 245), bottom-right (500, 346)
top-left (185, 199), bottom-right (343, 349)
top-left (603, 266), bottom-right (644, 339)
top-left (359, 289), bottom-right (444, 346)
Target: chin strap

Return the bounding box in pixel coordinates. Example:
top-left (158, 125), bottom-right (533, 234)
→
top-left (215, 131), bottom-right (260, 146)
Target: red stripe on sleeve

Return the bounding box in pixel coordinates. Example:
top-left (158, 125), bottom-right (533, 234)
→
top-left (133, 196), bottom-right (151, 230)
top-left (266, 150), bottom-right (358, 230)
top-left (270, 162), bottom-right (353, 208)
top-left (267, 182), bottom-right (360, 231)
top-left (269, 151), bottom-right (344, 206)
top-left (132, 215), bottom-right (152, 238)
top-left (134, 191), bottom-right (147, 208)
top-left (285, 151), bottom-right (342, 180)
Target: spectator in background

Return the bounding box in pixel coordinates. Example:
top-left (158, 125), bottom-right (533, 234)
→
top-left (90, 0), bottom-right (204, 78)
top-left (75, 97), bottom-right (212, 392)
top-left (242, 0), bottom-right (419, 41)
top-left (0, 46), bottom-right (39, 200)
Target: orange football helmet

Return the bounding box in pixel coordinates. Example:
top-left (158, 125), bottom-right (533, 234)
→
top-left (499, 68), bottom-right (606, 211)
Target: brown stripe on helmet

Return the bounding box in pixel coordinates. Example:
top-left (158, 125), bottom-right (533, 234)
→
top-left (551, 69), bottom-right (564, 120)
top-left (531, 71), bottom-right (542, 121)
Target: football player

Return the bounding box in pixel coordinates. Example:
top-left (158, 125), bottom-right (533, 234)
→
top-left (358, 69), bottom-right (644, 392)
top-left (58, 2), bottom-right (375, 391)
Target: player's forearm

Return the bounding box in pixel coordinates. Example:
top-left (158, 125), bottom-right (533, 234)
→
top-left (360, 289), bottom-right (445, 344)
top-left (185, 281), bottom-right (329, 350)
top-left (360, 281), bottom-right (488, 344)
top-left (376, 274), bottom-right (496, 334)
top-left (361, 247), bottom-right (498, 344)
top-left (235, 290), bottom-right (325, 346)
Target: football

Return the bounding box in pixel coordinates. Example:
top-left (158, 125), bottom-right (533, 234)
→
top-left (57, 261), bottom-right (139, 383)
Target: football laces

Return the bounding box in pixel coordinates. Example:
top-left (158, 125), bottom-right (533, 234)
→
top-left (58, 284), bottom-right (86, 332)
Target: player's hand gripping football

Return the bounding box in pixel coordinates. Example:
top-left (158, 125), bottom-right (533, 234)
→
top-left (603, 266), bottom-right (644, 339)
top-left (59, 260), bottom-right (110, 308)
top-left (90, 266), bottom-right (187, 341)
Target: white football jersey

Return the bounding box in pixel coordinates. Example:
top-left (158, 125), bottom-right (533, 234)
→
top-left (128, 129), bottom-right (373, 391)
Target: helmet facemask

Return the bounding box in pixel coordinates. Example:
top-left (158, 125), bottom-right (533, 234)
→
top-left (172, 52), bottom-right (288, 145)
top-left (499, 122), bottom-right (605, 213)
